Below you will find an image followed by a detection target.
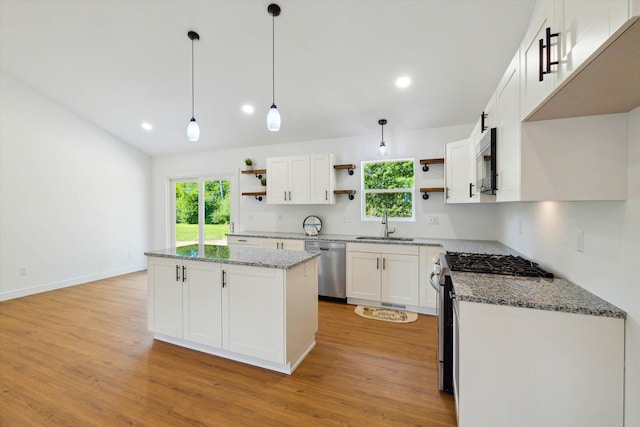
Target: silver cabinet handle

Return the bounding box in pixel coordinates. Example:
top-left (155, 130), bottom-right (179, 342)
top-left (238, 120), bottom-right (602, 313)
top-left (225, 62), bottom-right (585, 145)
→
top-left (238, 239), bottom-right (247, 242)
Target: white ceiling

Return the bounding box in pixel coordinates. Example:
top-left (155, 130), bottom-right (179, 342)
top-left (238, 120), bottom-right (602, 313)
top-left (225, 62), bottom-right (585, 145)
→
top-left (0, 0), bottom-right (536, 157)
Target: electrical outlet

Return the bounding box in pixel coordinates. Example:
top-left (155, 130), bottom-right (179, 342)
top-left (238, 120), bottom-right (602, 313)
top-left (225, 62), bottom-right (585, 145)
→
top-left (577, 230), bottom-right (584, 253)
top-left (428, 215), bottom-right (438, 225)
top-left (19, 266), bottom-right (27, 276)
top-left (342, 215), bottom-right (350, 223)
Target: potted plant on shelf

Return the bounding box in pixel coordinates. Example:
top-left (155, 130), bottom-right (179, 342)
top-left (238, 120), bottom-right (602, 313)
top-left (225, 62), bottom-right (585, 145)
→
top-left (260, 177), bottom-right (267, 190)
top-left (245, 158), bottom-right (254, 171)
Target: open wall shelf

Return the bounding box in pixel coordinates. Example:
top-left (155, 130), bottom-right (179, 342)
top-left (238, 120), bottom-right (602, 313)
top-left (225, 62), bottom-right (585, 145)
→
top-left (334, 164), bottom-right (356, 175)
top-left (334, 189), bottom-right (356, 200)
top-left (241, 169), bottom-right (267, 179)
top-left (241, 191), bottom-right (266, 201)
top-left (419, 158), bottom-right (444, 172)
top-left (419, 187), bottom-right (445, 200)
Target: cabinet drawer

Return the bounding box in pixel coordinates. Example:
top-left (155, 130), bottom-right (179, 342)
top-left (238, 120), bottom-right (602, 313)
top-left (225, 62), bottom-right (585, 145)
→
top-left (227, 236), bottom-right (263, 247)
top-left (347, 242), bottom-right (418, 256)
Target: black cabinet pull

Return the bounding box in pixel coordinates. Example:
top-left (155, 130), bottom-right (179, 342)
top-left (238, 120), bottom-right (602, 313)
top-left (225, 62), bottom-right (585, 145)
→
top-left (176, 265), bottom-right (180, 282)
top-left (376, 258), bottom-right (379, 270)
top-left (469, 182), bottom-right (475, 198)
top-left (383, 258), bottom-right (386, 270)
top-left (182, 265), bottom-right (187, 282)
top-left (539, 27), bottom-right (559, 81)
top-left (481, 111), bottom-right (487, 132)
top-left (222, 270), bottom-right (226, 288)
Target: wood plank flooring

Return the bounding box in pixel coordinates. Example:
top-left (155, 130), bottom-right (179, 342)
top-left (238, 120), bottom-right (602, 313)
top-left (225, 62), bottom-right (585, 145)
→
top-left (0, 271), bottom-right (456, 426)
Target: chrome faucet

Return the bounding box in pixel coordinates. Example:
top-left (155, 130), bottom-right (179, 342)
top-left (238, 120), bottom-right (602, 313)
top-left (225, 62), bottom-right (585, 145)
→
top-left (382, 210), bottom-right (396, 238)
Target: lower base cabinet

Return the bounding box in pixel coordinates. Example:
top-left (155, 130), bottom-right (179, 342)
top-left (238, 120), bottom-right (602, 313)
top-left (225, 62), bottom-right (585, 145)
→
top-left (456, 300), bottom-right (624, 427)
top-left (147, 256), bottom-right (318, 374)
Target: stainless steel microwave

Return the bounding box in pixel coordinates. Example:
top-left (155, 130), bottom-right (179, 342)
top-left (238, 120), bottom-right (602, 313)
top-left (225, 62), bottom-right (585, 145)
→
top-left (476, 128), bottom-right (497, 195)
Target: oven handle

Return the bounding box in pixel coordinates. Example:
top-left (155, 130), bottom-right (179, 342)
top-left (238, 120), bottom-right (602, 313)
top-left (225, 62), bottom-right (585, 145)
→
top-left (430, 272), bottom-right (440, 293)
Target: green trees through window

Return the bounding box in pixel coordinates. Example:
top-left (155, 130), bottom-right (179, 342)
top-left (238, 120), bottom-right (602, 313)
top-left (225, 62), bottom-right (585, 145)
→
top-left (362, 159), bottom-right (414, 219)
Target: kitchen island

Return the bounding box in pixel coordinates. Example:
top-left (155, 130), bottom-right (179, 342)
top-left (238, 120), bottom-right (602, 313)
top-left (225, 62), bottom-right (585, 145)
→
top-left (145, 244), bottom-right (319, 374)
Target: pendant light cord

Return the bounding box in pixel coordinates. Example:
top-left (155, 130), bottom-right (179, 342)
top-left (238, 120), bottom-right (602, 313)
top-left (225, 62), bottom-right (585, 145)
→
top-left (272, 14), bottom-right (275, 105)
top-left (191, 38), bottom-right (195, 118)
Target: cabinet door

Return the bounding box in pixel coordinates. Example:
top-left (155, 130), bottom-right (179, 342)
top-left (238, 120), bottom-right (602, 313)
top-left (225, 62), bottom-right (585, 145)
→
top-left (381, 254), bottom-right (419, 306)
top-left (266, 157), bottom-right (288, 204)
top-left (223, 266), bottom-right (285, 363)
top-left (496, 52), bottom-right (522, 202)
top-left (309, 153), bottom-right (335, 204)
top-left (346, 251), bottom-right (381, 300)
top-left (555, 0), bottom-right (628, 86)
top-left (445, 139), bottom-right (473, 204)
top-left (227, 236), bottom-right (263, 247)
top-left (261, 239), bottom-right (279, 249)
top-left (183, 261), bottom-right (223, 348)
top-left (521, 0), bottom-right (555, 119)
top-left (150, 258), bottom-right (183, 338)
top-left (280, 239), bottom-right (304, 251)
top-left (288, 155), bottom-right (310, 204)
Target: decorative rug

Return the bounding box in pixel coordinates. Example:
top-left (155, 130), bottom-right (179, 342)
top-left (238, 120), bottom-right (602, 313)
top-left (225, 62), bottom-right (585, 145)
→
top-left (354, 306), bottom-right (418, 323)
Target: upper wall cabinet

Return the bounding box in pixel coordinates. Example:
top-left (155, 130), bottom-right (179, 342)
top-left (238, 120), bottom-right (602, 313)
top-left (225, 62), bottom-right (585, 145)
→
top-left (522, 0), bottom-right (639, 121)
top-left (266, 154), bottom-right (336, 205)
top-left (445, 139), bottom-right (477, 204)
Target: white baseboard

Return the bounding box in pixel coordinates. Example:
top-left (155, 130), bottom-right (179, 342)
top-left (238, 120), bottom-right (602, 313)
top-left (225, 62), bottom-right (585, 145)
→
top-left (0, 264), bottom-right (147, 301)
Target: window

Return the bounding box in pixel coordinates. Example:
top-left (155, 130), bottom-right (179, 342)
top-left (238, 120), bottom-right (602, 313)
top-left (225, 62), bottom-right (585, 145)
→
top-left (362, 159), bottom-right (415, 221)
top-left (171, 176), bottom-right (232, 247)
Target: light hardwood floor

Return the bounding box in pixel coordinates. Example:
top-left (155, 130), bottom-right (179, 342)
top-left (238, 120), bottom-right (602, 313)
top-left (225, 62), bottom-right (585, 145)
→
top-left (0, 271), bottom-right (456, 426)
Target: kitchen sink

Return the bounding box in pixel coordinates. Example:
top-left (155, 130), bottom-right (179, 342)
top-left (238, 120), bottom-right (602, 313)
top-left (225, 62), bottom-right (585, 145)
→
top-left (355, 236), bottom-right (414, 242)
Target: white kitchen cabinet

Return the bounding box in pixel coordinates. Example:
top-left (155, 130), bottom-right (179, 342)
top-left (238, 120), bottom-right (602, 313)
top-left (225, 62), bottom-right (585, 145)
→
top-left (261, 238), bottom-right (305, 251)
top-left (148, 255), bottom-right (319, 374)
top-left (148, 257), bottom-right (222, 347)
top-left (346, 243), bottom-right (419, 307)
top-left (418, 246), bottom-right (442, 314)
top-left (309, 153), bottom-right (336, 204)
top-left (267, 155), bottom-right (310, 204)
top-left (226, 235), bottom-right (263, 247)
top-left (520, 0), bottom-right (556, 120)
top-left (554, 0), bottom-right (628, 87)
top-left (456, 300), bottom-right (624, 427)
top-left (224, 265), bottom-right (284, 363)
top-left (445, 139), bottom-right (475, 204)
top-left (495, 51), bottom-right (522, 202)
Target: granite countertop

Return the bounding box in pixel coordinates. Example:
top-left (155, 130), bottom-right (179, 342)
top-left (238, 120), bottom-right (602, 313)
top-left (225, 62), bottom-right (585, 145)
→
top-left (227, 231), bottom-right (517, 253)
top-left (451, 271), bottom-right (626, 319)
top-left (145, 244), bottom-right (319, 270)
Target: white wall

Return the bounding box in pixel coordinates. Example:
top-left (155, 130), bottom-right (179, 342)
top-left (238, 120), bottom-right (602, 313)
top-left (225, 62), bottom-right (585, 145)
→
top-left (497, 108), bottom-right (640, 426)
top-left (0, 72), bottom-right (151, 300)
top-left (150, 124), bottom-right (500, 249)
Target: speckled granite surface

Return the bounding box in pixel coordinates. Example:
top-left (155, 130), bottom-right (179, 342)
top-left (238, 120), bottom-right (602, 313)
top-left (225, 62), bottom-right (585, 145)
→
top-left (227, 231), bottom-right (519, 253)
top-left (451, 271), bottom-right (626, 318)
top-left (145, 244), bottom-right (319, 270)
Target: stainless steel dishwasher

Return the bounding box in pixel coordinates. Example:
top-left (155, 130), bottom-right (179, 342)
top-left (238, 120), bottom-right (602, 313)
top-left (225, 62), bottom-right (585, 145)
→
top-left (304, 240), bottom-right (346, 302)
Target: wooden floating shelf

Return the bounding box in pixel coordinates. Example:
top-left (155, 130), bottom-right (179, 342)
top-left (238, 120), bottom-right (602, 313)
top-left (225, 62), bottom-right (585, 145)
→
top-left (419, 158), bottom-right (444, 172)
top-left (241, 191), bottom-right (266, 201)
top-left (334, 189), bottom-right (356, 200)
top-left (241, 169), bottom-right (267, 179)
top-left (419, 187), bottom-right (445, 200)
top-left (334, 164), bottom-right (356, 175)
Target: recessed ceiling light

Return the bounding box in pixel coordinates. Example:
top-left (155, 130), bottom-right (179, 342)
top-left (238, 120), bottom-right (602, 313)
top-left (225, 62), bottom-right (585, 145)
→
top-left (141, 122), bottom-right (153, 131)
top-left (242, 104), bottom-right (255, 114)
top-left (396, 76), bottom-right (411, 88)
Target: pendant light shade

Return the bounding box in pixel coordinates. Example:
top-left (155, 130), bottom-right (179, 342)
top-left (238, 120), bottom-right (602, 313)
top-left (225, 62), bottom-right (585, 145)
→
top-left (187, 118), bottom-right (200, 141)
top-left (187, 31), bottom-right (200, 142)
top-left (267, 104), bottom-right (281, 131)
top-left (267, 4), bottom-right (281, 131)
top-left (378, 119), bottom-right (389, 157)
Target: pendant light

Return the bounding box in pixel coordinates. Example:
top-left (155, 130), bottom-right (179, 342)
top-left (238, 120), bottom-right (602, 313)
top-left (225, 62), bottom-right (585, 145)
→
top-left (378, 119), bottom-right (389, 157)
top-left (187, 31), bottom-right (200, 142)
top-left (267, 4), bottom-right (281, 131)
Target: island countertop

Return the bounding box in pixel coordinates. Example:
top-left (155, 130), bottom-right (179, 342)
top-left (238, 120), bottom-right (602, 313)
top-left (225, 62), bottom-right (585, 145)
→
top-left (145, 244), bottom-right (319, 270)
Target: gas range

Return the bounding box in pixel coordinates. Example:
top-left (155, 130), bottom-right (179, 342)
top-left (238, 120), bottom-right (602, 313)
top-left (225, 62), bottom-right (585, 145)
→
top-left (444, 251), bottom-right (554, 278)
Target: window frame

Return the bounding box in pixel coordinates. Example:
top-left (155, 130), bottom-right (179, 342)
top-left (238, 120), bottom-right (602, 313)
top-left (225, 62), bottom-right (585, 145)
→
top-left (360, 158), bottom-right (416, 222)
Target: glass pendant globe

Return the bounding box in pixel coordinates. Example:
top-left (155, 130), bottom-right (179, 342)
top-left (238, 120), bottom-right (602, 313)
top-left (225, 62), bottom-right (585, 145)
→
top-left (378, 141), bottom-right (389, 157)
top-left (267, 105), bottom-right (281, 132)
top-left (187, 118), bottom-right (200, 142)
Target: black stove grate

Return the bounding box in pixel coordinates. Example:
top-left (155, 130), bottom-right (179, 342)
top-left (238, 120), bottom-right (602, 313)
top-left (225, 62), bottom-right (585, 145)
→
top-left (445, 252), bottom-right (554, 278)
